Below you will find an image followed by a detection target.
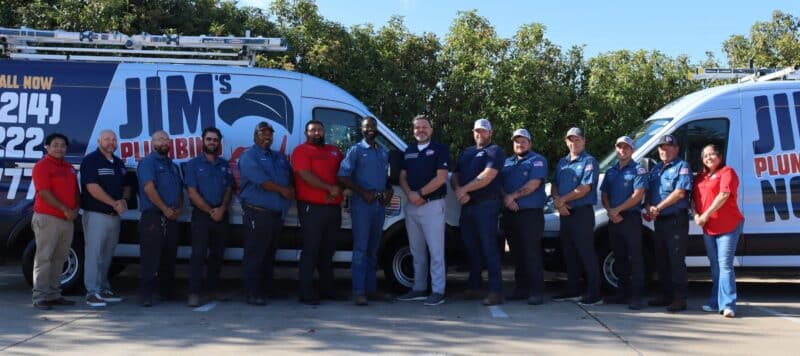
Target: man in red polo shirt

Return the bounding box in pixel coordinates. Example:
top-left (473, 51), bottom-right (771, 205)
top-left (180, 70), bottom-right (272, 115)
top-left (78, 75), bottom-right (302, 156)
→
top-left (31, 133), bottom-right (80, 310)
top-left (291, 120), bottom-right (344, 305)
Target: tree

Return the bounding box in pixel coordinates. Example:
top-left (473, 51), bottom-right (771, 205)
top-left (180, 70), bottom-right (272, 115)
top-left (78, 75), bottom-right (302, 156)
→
top-left (723, 10), bottom-right (800, 68)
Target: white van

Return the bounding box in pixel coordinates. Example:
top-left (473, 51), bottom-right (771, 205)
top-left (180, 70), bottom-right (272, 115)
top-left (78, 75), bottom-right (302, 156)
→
top-left (540, 80), bottom-right (800, 289)
top-left (0, 28), bottom-right (468, 291)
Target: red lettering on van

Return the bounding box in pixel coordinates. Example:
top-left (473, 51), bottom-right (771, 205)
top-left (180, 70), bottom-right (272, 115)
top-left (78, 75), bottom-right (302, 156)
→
top-left (755, 157), bottom-right (767, 177)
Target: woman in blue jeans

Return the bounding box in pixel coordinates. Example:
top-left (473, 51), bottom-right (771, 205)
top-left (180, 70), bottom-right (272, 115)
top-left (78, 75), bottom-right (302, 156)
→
top-left (692, 144), bottom-right (744, 318)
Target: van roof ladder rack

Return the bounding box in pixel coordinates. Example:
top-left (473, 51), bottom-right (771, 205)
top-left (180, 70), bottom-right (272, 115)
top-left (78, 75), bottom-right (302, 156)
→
top-left (689, 66), bottom-right (800, 83)
top-left (0, 27), bottom-right (287, 66)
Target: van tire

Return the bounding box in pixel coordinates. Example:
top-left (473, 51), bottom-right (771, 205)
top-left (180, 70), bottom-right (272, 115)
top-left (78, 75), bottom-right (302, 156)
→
top-left (381, 234), bottom-right (415, 291)
top-left (22, 238), bottom-right (84, 294)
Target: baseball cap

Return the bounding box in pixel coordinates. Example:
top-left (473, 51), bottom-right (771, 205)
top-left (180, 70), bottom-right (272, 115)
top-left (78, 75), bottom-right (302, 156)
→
top-left (615, 136), bottom-right (635, 149)
top-left (565, 127), bottom-right (583, 139)
top-left (658, 134), bottom-right (677, 146)
top-left (511, 128), bottom-right (531, 141)
top-left (255, 121), bottom-right (274, 132)
top-left (473, 118), bottom-right (492, 131)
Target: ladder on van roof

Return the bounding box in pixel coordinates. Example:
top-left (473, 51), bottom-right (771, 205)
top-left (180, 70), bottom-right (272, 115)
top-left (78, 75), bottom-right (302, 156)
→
top-left (0, 27), bottom-right (287, 66)
top-left (689, 66), bottom-right (800, 83)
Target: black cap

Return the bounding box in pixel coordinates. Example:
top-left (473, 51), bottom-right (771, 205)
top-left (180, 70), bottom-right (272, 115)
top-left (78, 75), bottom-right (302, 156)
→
top-left (255, 121), bottom-right (274, 133)
top-left (658, 134), bottom-right (677, 146)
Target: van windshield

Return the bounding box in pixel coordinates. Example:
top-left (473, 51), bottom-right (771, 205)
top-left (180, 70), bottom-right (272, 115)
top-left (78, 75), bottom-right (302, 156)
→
top-left (598, 118), bottom-right (671, 173)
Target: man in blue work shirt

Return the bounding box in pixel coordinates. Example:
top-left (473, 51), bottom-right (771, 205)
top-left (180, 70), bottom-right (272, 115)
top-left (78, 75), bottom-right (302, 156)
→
top-left (237, 122), bottom-right (294, 306)
top-left (551, 127), bottom-right (601, 306)
top-left (184, 127), bottom-right (233, 307)
top-left (337, 117), bottom-right (393, 306)
top-left (600, 136), bottom-right (648, 310)
top-left (397, 115), bottom-right (449, 306)
top-left (137, 130), bottom-right (183, 307)
top-left (452, 118), bottom-right (505, 306)
top-left (501, 128), bottom-right (548, 306)
top-left (645, 134), bottom-right (692, 312)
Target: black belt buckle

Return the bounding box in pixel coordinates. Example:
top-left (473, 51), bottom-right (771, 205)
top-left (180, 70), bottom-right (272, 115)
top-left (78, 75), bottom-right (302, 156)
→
top-left (425, 193), bottom-right (445, 202)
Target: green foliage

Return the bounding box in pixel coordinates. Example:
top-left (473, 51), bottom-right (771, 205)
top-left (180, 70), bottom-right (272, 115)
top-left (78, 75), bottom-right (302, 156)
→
top-left (1, 1), bottom-right (794, 167)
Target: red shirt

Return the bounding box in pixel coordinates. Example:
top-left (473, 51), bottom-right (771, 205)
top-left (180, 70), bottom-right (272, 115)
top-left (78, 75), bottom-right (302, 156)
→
top-left (291, 142), bottom-right (344, 205)
top-left (33, 154), bottom-right (79, 219)
top-left (692, 166), bottom-right (744, 235)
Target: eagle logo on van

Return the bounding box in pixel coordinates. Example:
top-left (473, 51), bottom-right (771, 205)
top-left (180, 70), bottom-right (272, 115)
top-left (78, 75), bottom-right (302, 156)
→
top-left (218, 86), bottom-right (294, 133)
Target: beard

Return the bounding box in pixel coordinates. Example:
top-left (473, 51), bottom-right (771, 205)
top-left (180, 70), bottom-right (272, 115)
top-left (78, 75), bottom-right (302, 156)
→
top-left (154, 145), bottom-right (170, 155)
top-left (309, 136), bottom-right (325, 146)
top-left (203, 144), bottom-right (217, 154)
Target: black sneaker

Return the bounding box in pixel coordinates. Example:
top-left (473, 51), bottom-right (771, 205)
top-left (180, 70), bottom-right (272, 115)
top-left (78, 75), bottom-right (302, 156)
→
top-left (99, 290), bottom-right (123, 303)
top-left (86, 293), bottom-right (107, 308)
top-left (578, 296), bottom-right (603, 306)
top-left (397, 290), bottom-right (427, 301)
top-left (552, 293), bottom-right (581, 302)
top-left (423, 293), bottom-right (445, 306)
top-left (482, 293), bottom-right (504, 306)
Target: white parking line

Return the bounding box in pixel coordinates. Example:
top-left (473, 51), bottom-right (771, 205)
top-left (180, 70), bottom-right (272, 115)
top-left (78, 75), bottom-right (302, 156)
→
top-left (488, 305), bottom-right (509, 318)
top-left (752, 305), bottom-right (800, 325)
top-left (193, 302), bottom-right (217, 312)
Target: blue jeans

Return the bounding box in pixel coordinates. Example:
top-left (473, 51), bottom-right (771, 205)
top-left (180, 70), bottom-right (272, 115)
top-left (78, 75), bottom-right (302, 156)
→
top-left (459, 199), bottom-right (503, 293)
top-left (703, 221), bottom-right (743, 312)
top-left (350, 198), bottom-right (385, 295)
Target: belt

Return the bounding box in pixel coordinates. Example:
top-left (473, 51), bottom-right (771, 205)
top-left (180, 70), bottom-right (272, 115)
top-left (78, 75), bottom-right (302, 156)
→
top-left (243, 204), bottom-right (281, 216)
top-left (423, 192), bottom-right (446, 202)
top-left (656, 208), bottom-right (687, 219)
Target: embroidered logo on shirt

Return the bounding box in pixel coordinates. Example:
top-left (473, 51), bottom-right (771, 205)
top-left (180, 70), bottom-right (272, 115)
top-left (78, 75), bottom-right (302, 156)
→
top-left (405, 153), bottom-right (419, 159)
top-left (475, 151), bottom-right (486, 157)
top-left (98, 168), bottom-right (115, 176)
top-left (534, 161), bottom-right (544, 167)
top-left (637, 167), bottom-right (647, 175)
top-left (426, 150), bottom-right (435, 156)
top-left (679, 167), bottom-right (689, 175)
top-left (585, 164), bottom-right (593, 171)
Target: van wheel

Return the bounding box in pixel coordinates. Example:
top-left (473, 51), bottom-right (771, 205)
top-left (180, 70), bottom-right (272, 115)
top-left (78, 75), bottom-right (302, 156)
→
top-left (381, 239), bottom-right (415, 291)
top-left (22, 238), bottom-right (84, 294)
top-left (596, 239), bottom-right (620, 292)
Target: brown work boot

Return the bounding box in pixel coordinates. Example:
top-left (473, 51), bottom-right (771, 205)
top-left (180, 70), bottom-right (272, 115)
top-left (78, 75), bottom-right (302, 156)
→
top-left (482, 292), bottom-right (504, 306)
top-left (666, 299), bottom-right (687, 312)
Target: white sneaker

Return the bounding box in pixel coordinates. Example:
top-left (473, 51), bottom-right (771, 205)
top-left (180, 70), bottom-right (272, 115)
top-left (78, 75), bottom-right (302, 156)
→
top-left (701, 305), bottom-right (717, 313)
top-left (86, 293), bottom-right (107, 308)
top-left (722, 309), bottom-right (735, 318)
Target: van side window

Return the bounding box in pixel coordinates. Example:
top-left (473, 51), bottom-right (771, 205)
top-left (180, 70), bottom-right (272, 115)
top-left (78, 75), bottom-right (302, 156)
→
top-left (674, 118), bottom-right (730, 173)
top-left (312, 108), bottom-right (361, 152)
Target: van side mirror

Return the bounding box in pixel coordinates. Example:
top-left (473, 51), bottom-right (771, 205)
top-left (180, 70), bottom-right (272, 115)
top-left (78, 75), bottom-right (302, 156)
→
top-left (388, 149), bottom-right (403, 186)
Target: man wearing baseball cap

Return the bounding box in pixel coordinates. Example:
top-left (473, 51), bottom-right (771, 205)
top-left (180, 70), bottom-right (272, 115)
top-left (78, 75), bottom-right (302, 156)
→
top-left (599, 136), bottom-right (648, 310)
top-left (646, 134), bottom-right (692, 312)
top-left (500, 128), bottom-right (548, 305)
top-left (452, 118), bottom-right (505, 305)
top-left (551, 127), bottom-right (602, 305)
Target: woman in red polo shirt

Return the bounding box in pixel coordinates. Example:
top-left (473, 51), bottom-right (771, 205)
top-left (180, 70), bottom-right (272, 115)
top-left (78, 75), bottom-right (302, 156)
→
top-left (692, 144), bottom-right (744, 318)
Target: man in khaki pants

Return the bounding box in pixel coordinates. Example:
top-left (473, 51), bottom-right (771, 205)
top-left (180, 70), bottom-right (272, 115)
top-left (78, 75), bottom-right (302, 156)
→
top-left (31, 133), bottom-right (80, 310)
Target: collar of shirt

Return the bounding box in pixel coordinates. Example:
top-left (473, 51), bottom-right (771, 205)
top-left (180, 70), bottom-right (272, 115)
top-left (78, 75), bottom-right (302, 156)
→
top-left (564, 151), bottom-right (587, 164)
top-left (147, 151), bottom-right (172, 163)
top-left (512, 151), bottom-right (533, 163)
top-left (616, 159), bottom-right (635, 171)
top-left (44, 153), bottom-right (69, 167)
top-left (358, 139), bottom-right (380, 150)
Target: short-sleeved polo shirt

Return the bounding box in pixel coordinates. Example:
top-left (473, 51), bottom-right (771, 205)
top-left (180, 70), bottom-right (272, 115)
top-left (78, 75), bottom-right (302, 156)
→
top-left (692, 166), bottom-right (743, 235)
top-left (238, 145), bottom-right (292, 212)
top-left (33, 154), bottom-right (79, 219)
top-left (337, 139), bottom-right (389, 202)
top-left (291, 142), bottom-right (343, 205)
top-left (80, 149), bottom-right (127, 214)
top-left (500, 151), bottom-right (548, 209)
top-left (648, 158), bottom-right (692, 216)
top-left (184, 154), bottom-right (232, 208)
top-left (137, 152), bottom-right (183, 212)
top-left (455, 143), bottom-right (505, 203)
top-left (401, 140), bottom-right (449, 198)
top-left (600, 160), bottom-right (648, 213)
top-left (553, 151), bottom-right (599, 207)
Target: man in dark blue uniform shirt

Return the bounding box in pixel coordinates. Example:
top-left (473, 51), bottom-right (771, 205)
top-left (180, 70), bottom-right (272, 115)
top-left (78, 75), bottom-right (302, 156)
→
top-left (397, 115), bottom-right (450, 306)
top-left (184, 127), bottom-right (233, 307)
top-left (551, 127), bottom-right (601, 305)
top-left (646, 134), bottom-right (692, 312)
top-left (600, 136), bottom-right (648, 310)
top-left (80, 130), bottom-right (130, 308)
top-left (500, 128), bottom-right (548, 305)
top-left (337, 117), bottom-right (393, 306)
top-left (452, 118), bottom-right (505, 306)
top-left (137, 130), bottom-right (183, 307)
top-left (237, 122), bottom-right (294, 306)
